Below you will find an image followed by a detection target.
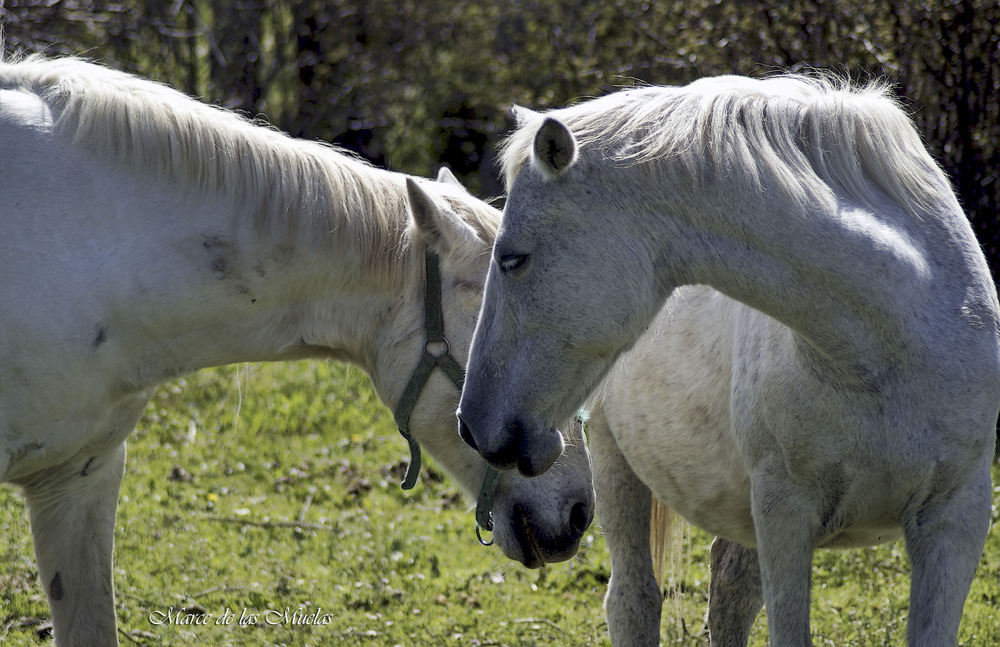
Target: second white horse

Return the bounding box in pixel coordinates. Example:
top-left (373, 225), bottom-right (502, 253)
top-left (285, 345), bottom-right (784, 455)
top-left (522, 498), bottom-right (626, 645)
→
top-left (459, 75), bottom-right (1000, 645)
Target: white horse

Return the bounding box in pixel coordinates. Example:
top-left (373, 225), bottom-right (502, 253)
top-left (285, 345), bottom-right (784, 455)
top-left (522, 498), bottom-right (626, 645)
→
top-left (459, 75), bottom-right (1000, 645)
top-left (0, 56), bottom-right (594, 646)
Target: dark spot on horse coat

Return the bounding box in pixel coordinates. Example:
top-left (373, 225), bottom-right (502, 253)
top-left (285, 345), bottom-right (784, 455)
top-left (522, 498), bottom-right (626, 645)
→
top-left (80, 456), bottom-right (97, 477)
top-left (93, 326), bottom-right (107, 348)
top-left (202, 235), bottom-right (237, 280)
top-left (202, 236), bottom-right (225, 251)
top-left (211, 257), bottom-right (228, 277)
top-left (50, 572), bottom-right (64, 600)
top-left (11, 441), bottom-right (45, 465)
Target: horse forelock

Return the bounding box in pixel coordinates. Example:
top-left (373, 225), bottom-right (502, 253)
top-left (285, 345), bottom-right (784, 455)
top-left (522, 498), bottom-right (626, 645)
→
top-left (501, 74), bottom-right (951, 218)
top-left (1, 56), bottom-right (435, 279)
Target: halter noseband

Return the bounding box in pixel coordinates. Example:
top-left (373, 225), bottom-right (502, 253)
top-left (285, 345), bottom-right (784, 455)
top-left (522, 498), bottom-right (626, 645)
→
top-left (392, 250), bottom-right (501, 544)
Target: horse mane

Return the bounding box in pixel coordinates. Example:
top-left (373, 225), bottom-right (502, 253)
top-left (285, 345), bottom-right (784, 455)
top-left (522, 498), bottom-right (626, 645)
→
top-left (501, 74), bottom-right (951, 217)
top-left (0, 56), bottom-right (499, 275)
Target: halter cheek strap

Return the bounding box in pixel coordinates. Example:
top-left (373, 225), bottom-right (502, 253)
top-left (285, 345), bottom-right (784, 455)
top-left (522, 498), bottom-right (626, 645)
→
top-left (392, 251), bottom-right (500, 541)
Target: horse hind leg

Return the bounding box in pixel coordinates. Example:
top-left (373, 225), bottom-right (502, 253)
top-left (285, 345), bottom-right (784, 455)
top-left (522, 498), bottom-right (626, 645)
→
top-left (22, 442), bottom-right (126, 647)
top-left (903, 462), bottom-right (991, 646)
top-left (706, 537), bottom-right (763, 647)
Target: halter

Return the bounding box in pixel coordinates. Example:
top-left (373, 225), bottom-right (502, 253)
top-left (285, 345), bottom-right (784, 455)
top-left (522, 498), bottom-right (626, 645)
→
top-left (392, 250), bottom-right (501, 545)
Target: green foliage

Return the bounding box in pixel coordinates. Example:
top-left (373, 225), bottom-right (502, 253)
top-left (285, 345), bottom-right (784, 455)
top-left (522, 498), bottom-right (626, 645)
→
top-left (3, 1), bottom-right (998, 235)
top-left (3, 361), bottom-right (1000, 645)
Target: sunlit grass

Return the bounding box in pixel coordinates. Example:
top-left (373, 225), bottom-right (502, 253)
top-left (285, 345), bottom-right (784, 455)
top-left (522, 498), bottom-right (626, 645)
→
top-left (3, 360), bottom-right (1000, 645)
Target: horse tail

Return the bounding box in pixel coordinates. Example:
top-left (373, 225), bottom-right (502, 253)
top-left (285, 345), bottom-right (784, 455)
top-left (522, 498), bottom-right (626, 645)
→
top-left (649, 495), bottom-right (672, 592)
top-left (650, 496), bottom-right (696, 635)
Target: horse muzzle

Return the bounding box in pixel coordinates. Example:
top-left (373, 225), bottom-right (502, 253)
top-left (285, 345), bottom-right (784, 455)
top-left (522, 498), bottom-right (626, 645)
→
top-left (457, 411), bottom-right (564, 477)
top-left (496, 496), bottom-right (594, 568)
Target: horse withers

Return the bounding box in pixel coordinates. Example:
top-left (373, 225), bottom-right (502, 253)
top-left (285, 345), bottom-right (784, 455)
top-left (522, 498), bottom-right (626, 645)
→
top-left (459, 75), bottom-right (1000, 645)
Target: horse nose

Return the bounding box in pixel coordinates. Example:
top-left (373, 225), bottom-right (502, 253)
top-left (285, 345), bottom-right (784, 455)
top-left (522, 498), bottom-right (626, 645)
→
top-left (568, 498), bottom-right (594, 537)
top-left (456, 412), bottom-right (522, 471)
top-left (515, 420), bottom-right (564, 477)
top-left (457, 413), bottom-right (559, 475)
top-left (457, 415), bottom-right (478, 451)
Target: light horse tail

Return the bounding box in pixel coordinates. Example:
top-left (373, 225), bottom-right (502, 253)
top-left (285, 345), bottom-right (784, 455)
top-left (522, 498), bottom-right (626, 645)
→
top-left (649, 496), bottom-right (694, 635)
top-left (649, 495), bottom-right (672, 592)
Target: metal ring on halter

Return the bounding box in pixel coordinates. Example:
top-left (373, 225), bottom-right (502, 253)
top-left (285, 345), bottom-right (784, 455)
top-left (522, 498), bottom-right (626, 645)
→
top-left (476, 522), bottom-right (495, 546)
top-left (474, 466), bottom-right (501, 546)
top-left (424, 337), bottom-right (451, 357)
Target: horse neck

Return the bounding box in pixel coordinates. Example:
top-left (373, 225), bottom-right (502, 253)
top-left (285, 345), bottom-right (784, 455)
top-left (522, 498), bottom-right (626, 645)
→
top-left (643, 173), bottom-right (970, 383)
top-left (113, 162), bottom-right (420, 389)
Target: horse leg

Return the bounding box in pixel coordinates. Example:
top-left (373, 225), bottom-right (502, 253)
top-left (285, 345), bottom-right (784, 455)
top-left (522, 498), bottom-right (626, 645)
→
top-left (589, 408), bottom-right (662, 646)
top-left (22, 442), bottom-right (126, 647)
top-left (707, 537), bottom-right (763, 647)
top-left (903, 464), bottom-right (991, 646)
top-left (750, 471), bottom-right (816, 646)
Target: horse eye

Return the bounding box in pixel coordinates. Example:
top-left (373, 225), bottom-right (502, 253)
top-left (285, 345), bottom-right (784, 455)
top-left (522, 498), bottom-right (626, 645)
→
top-left (498, 254), bottom-right (528, 274)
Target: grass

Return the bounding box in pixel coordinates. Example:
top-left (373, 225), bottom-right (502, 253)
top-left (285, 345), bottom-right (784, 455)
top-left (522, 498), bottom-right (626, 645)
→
top-left (2, 359), bottom-right (1000, 645)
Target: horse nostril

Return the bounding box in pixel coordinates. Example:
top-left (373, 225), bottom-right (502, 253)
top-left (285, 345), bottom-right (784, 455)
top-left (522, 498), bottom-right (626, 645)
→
top-left (457, 416), bottom-right (478, 451)
top-left (514, 421), bottom-right (564, 476)
top-left (568, 500), bottom-right (591, 535)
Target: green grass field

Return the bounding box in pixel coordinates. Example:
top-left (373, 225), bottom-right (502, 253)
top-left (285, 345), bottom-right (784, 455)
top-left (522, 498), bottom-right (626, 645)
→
top-left (2, 360), bottom-right (1000, 646)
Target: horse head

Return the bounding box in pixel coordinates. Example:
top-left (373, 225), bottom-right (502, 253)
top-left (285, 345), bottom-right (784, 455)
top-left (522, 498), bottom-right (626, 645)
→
top-left (457, 118), bottom-right (661, 477)
top-left (378, 171), bottom-right (595, 567)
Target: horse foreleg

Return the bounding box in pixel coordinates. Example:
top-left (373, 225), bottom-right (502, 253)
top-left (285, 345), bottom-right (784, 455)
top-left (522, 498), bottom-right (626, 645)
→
top-left (589, 408), bottom-right (662, 647)
top-left (903, 463), bottom-right (991, 646)
top-left (750, 469), bottom-right (815, 647)
top-left (22, 442), bottom-right (126, 647)
top-left (706, 537), bottom-right (763, 647)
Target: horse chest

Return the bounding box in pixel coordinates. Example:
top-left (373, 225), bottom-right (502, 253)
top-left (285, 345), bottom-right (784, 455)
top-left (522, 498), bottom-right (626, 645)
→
top-left (600, 308), bottom-right (757, 544)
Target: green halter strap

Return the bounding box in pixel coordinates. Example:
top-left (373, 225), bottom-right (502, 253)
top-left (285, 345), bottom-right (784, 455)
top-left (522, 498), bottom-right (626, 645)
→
top-left (392, 251), bottom-right (501, 539)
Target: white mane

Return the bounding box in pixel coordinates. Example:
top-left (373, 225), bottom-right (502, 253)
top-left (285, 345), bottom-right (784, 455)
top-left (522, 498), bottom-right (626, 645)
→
top-left (502, 74), bottom-right (951, 217)
top-left (0, 56), bottom-right (498, 273)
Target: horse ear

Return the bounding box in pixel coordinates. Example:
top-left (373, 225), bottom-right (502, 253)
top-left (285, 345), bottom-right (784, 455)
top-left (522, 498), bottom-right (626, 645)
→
top-left (406, 178), bottom-right (482, 258)
top-left (511, 105), bottom-right (541, 126)
top-left (435, 166), bottom-right (466, 191)
top-left (532, 117), bottom-right (577, 178)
